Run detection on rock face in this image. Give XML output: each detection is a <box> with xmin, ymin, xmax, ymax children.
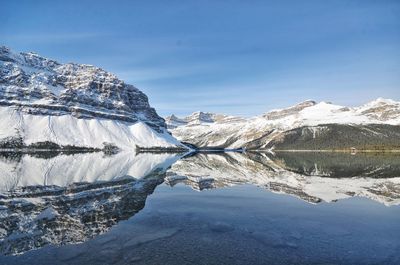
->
<box><xmin>0</xmin><ymin>46</ymin><xmax>186</xmax><ymax>150</ymax></box>
<box><xmin>0</xmin><ymin>46</ymin><xmax>163</xmax><ymax>126</ymax></box>
<box><xmin>166</xmin><ymin>99</ymin><xmax>400</xmax><ymax>149</ymax></box>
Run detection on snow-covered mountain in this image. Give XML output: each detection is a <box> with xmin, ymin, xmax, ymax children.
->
<box><xmin>165</xmin><ymin>111</ymin><xmax>244</xmax><ymax>129</ymax></box>
<box><xmin>0</xmin><ymin>46</ymin><xmax>186</xmax><ymax>150</ymax></box>
<box><xmin>167</xmin><ymin>98</ymin><xmax>400</xmax><ymax>149</ymax></box>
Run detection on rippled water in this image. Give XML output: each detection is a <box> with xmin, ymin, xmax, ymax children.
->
<box><xmin>0</xmin><ymin>151</ymin><xmax>399</xmax><ymax>265</ymax></box>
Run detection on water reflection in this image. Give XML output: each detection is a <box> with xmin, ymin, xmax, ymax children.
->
<box><xmin>0</xmin><ymin>152</ymin><xmax>181</xmax><ymax>255</ymax></box>
<box><xmin>0</xmin><ymin>151</ymin><xmax>399</xmax><ymax>258</ymax></box>
<box><xmin>269</xmin><ymin>152</ymin><xmax>400</xmax><ymax>178</ymax></box>
<box><xmin>166</xmin><ymin>152</ymin><xmax>400</xmax><ymax>205</ymax></box>
<box><xmin>0</xmin><ymin>152</ymin><xmax>181</xmax><ymax>191</ymax></box>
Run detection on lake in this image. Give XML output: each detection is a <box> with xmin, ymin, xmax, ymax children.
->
<box><xmin>0</xmin><ymin>151</ymin><xmax>399</xmax><ymax>265</ymax></box>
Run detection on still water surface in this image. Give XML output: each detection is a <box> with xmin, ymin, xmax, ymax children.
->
<box><xmin>0</xmin><ymin>151</ymin><xmax>399</xmax><ymax>264</ymax></box>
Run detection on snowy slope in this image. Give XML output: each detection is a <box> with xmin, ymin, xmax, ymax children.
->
<box><xmin>0</xmin><ymin>107</ymin><xmax>184</xmax><ymax>149</ymax></box>
<box><xmin>167</xmin><ymin>98</ymin><xmax>400</xmax><ymax>149</ymax></box>
<box><xmin>0</xmin><ymin>46</ymin><xmax>186</xmax><ymax>150</ymax></box>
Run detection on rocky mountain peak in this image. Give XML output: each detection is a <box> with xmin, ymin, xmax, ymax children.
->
<box><xmin>165</xmin><ymin>111</ymin><xmax>233</xmax><ymax>129</ymax></box>
<box><xmin>367</xmin><ymin>97</ymin><xmax>397</xmax><ymax>105</ymax></box>
<box><xmin>297</xmin><ymin>99</ymin><xmax>317</xmax><ymax>106</ymax></box>
<box><xmin>263</xmin><ymin>99</ymin><xmax>317</xmax><ymax>120</ymax></box>
<box><xmin>0</xmin><ymin>46</ymin><xmax>166</xmax><ymax>130</ymax></box>
<box><xmin>186</xmin><ymin>111</ymin><xmax>218</xmax><ymax>123</ymax></box>
<box><xmin>356</xmin><ymin>98</ymin><xmax>400</xmax><ymax>121</ymax></box>
<box><xmin>166</xmin><ymin>114</ymin><xmax>180</xmax><ymax>120</ymax></box>
<box><xmin>165</xmin><ymin>114</ymin><xmax>187</xmax><ymax>129</ymax></box>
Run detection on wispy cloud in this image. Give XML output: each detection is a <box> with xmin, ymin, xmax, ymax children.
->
<box><xmin>116</xmin><ymin>61</ymin><xmax>223</xmax><ymax>83</ymax></box>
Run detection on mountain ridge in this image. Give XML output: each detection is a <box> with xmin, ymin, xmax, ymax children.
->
<box><xmin>168</xmin><ymin>98</ymin><xmax>400</xmax><ymax>124</ymax></box>
<box><xmin>166</xmin><ymin>98</ymin><xmax>400</xmax><ymax>150</ymax></box>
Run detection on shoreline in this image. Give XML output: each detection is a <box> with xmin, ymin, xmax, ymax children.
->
<box><xmin>270</xmin><ymin>149</ymin><xmax>400</xmax><ymax>153</ymax></box>
<box><xmin>2</xmin><ymin>148</ymin><xmax>400</xmax><ymax>154</ymax></box>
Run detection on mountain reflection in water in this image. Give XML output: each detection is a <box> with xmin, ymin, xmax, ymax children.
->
<box><xmin>0</xmin><ymin>151</ymin><xmax>399</xmax><ymax>264</ymax></box>
<box><xmin>166</xmin><ymin>152</ymin><xmax>400</xmax><ymax>205</ymax></box>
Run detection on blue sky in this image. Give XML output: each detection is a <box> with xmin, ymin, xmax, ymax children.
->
<box><xmin>1</xmin><ymin>0</ymin><xmax>399</xmax><ymax>117</ymax></box>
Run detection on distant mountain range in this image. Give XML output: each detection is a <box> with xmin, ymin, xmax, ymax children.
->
<box><xmin>0</xmin><ymin>46</ymin><xmax>186</xmax><ymax>151</ymax></box>
<box><xmin>166</xmin><ymin>98</ymin><xmax>400</xmax><ymax>150</ymax></box>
